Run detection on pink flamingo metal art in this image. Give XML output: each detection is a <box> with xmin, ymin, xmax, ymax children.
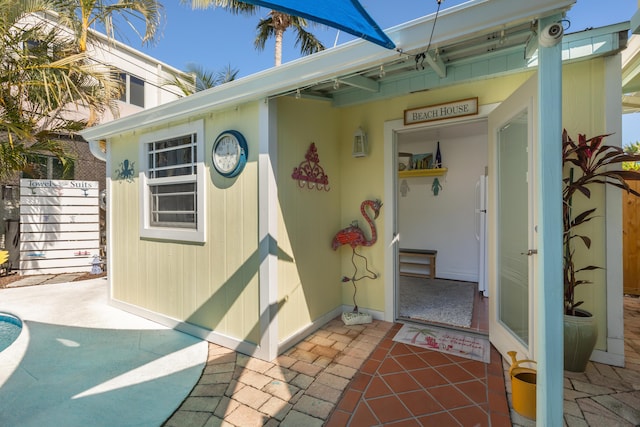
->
<box><xmin>332</xmin><ymin>199</ymin><xmax>382</xmax><ymax>313</ymax></box>
<box><xmin>332</xmin><ymin>199</ymin><xmax>382</xmax><ymax>250</ymax></box>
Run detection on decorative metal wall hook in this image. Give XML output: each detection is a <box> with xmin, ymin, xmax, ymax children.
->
<box><xmin>291</xmin><ymin>143</ymin><xmax>330</xmax><ymax>191</ymax></box>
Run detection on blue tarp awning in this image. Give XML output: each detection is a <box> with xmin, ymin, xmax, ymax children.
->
<box><xmin>241</xmin><ymin>0</ymin><xmax>395</xmax><ymax>49</ymax></box>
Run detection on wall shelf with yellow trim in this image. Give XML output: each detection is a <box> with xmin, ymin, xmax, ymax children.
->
<box><xmin>398</xmin><ymin>168</ymin><xmax>448</xmax><ymax>178</ymax></box>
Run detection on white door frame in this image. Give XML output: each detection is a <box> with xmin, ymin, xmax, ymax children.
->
<box><xmin>383</xmin><ymin>105</ymin><xmax>498</xmax><ymax>322</ymax></box>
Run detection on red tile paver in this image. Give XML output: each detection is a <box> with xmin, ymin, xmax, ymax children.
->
<box><xmin>166</xmin><ymin>318</ymin><xmax>509</xmax><ymax>427</ymax></box>
<box><xmin>368</xmin><ymin>395</ymin><xmax>412</xmax><ymax>423</ymax></box>
<box><xmin>161</xmin><ymin>295</ymin><xmax>640</xmax><ymax>427</ymax></box>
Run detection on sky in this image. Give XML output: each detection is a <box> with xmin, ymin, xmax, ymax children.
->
<box><xmin>120</xmin><ymin>0</ymin><xmax>640</xmax><ymax>144</ymax></box>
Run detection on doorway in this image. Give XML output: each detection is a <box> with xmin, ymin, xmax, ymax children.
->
<box><xmin>394</xmin><ymin>120</ymin><xmax>489</xmax><ymax>334</ymax></box>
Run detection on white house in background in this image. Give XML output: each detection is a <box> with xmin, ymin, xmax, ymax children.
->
<box><xmin>0</xmin><ymin>11</ymin><xmax>193</xmax><ymax>274</ymax></box>
<box><xmin>26</xmin><ymin>10</ymin><xmax>193</xmax><ymax>122</ymax></box>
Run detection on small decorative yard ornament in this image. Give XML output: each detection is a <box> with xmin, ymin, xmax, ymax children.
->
<box><xmin>332</xmin><ymin>199</ymin><xmax>382</xmax><ymax>325</ymax></box>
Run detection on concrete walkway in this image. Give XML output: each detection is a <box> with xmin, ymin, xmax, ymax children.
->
<box><xmin>0</xmin><ymin>278</ymin><xmax>208</xmax><ymax>427</ymax></box>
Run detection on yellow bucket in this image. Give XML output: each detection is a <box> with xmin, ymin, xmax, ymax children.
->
<box><xmin>508</xmin><ymin>351</ymin><xmax>537</xmax><ymax>420</ymax></box>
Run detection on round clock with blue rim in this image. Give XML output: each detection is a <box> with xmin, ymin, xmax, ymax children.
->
<box><xmin>212</xmin><ymin>130</ymin><xmax>248</xmax><ymax>178</ymax></box>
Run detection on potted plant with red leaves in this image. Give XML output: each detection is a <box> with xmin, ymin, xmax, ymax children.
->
<box><xmin>562</xmin><ymin>129</ymin><xmax>640</xmax><ymax>371</ymax></box>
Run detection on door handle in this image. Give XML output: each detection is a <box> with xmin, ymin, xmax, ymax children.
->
<box><xmin>520</xmin><ymin>249</ymin><xmax>537</xmax><ymax>256</ymax></box>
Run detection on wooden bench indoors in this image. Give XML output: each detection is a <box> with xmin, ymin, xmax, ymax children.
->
<box><xmin>399</xmin><ymin>248</ymin><xmax>437</xmax><ymax>279</ymax></box>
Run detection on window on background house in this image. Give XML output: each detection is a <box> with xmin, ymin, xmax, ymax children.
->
<box><xmin>118</xmin><ymin>72</ymin><xmax>145</xmax><ymax>108</ymax></box>
<box><xmin>139</xmin><ymin>120</ymin><xmax>205</xmax><ymax>242</ymax></box>
<box><xmin>24</xmin><ymin>37</ymin><xmax>63</xmax><ymax>61</ymax></box>
<box><xmin>22</xmin><ymin>155</ymin><xmax>74</xmax><ymax>180</ymax></box>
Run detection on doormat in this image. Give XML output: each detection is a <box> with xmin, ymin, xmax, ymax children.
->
<box><xmin>398</xmin><ymin>277</ymin><xmax>475</xmax><ymax>328</ymax></box>
<box><xmin>393</xmin><ymin>322</ymin><xmax>490</xmax><ymax>363</ymax></box>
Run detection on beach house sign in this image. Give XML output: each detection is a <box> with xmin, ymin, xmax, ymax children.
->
<box><xmin>404</xmin><ymin>97</ymin><xmax>478</xmax><ymax>125</ymax></box>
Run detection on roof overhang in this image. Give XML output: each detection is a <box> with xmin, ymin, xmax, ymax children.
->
<box><xmin>81</xmin><ymin>0</ymin><xmax>578</xmax><ymax>142</ymax></box>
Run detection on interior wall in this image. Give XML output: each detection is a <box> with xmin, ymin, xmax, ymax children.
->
<box><xmin>398</xmin><ymin>124</ymin><xmax>488</xmax><ymax>282</ymax></box>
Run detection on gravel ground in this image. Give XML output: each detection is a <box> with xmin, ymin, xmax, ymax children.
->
<box><xmin>0</xmin><ymin>271</ymin><xmax>107</xmax><ymax>288</ymax></box>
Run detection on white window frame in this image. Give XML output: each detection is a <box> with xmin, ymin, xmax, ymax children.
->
<box><xmin>119</xmin><ymin>72</ymin><xmax>145</xmax><ymax>107</ymax></box>
<box><xmin>139</xmin><ymin>120</ymin><xmax>206</xmax><ymax>243</ymax></box>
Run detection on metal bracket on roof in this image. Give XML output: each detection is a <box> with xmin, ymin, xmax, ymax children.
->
<box><xmin>423</xmin><ymin>51</ymin><xmax>447</xmax><ymax>78</ymax></box>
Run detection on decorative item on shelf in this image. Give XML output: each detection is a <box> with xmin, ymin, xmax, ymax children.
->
<box><xmin>352</xmin><ymin>127</ymin><xmax>368</xmax><ymax>158</ymax></box>
<box><xmin>398</xmin><ymin>152</ymin><xmax>412</xmax><ymax>171</ymax></box>
<box><xmin>291</xmin><ymin>142</ymin><xmax>330</xmax><ymax>191</ymax></box>
<box><xmin>432</xmin><ymin>178</ymin><xmax>442</xmax><ymax>196</ymax></box>
<box><xmin>332</xmin><ymin>199</ymin><xmax>383</xmax><ymax>325</ymax></box>
<box><xmin>435</xmin><ymin>141</ymin><xmax>442</xmax><ymax>168</ymax></box>
<box><xmin>411</xmin><ymin>153</ymin><xmax>433</xmax><ymax>170</ymax></box>
<box><xmin>400</xmin><ymin>179</ymin><xmax>409</xmax><ymax>197</ymax></box>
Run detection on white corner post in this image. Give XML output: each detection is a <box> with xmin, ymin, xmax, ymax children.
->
<box><xmin>536</xmin><ymin>14</ymin><xmax>564</xmax><ymax>425</ymax></box>
<box><xmin>257</xmin><ymin>98</ymin><xmax>279</xmax><ymax>361</ymax></box>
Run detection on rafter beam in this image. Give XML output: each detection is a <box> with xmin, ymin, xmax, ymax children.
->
<box><xmin>423</xmin><ymin>52</ymin><xmax>447</xmax><ymax>78</ymax></box>
<box><xmin>337</xmin><ymin>75</ymin><xmax>379</xmax><ymax>92</ymax></box>
<box><xmin>622</xmin><ymin>94</ymin><xmax>640</xmax><ymax>108</ymax></box>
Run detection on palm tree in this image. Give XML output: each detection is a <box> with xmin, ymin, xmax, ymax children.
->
<box><xmin>188</xmin><ymin>0</ymin><xmax>324</xmax><ymax>66</ymax></box>
<box><xmin>255</xmin><ymin>11</ymin><xmax>324</xmax><ymax>66</ymax></box>
<box><xmin>165</xmin><ymin>63</ymin><xmax>240</xmax><ymax>96</ymax></box>
<box><xmin>0</xmin><ymin>0</ymin><xmax>119</xmax><ymax>179</ymax></box>
<box><xmin>51</xmin><ymin>0</ymin><xmax>163</xmax><ymax>52</ymax></box>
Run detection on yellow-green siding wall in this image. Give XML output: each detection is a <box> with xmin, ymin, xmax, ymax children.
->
<box><xmin>562</xmin><ymin>58</ymin><xmax>610</xmax><ymax>349</ymax></box>
<box><xmin>110</xmin><ymin>104</ymin><xmax>260</xmax><ymax>344</ymax></box>
<box><xmin>275</xmin><ymin>98</ymin><xmax>342</xmax><ymax>341</ymax></box>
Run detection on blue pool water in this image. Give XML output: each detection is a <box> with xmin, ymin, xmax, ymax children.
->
<box><xmin>0</xmin><ymin>313</ymin><xmax>22</xmax><ymax>352</ymax></box>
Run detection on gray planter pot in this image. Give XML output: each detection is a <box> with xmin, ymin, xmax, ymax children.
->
<box><xmin>564</xmin><ymin>309</ymin><xmax>598</xmax><ymax>372</ymax></box>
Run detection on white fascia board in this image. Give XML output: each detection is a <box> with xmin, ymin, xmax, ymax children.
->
<box><xmin>79</xmin><ymin>0</ymin><xmax>575</xmax><ymax>142</ymax></box>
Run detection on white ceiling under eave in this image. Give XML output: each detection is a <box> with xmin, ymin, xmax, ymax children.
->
<box><xmin>623</xmin><ymin>33</ymin><xmax>640</xmax><ymax>113</ymax></box>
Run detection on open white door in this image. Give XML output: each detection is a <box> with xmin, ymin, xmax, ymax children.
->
<box><xmin>488</xmin><ymin>75</ymin><xmax>538</xmax><ymax>360</ymax></box>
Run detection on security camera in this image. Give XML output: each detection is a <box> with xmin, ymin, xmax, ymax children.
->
<box><xmin>539</xmin><ymin>22</ymin><xmax>564</xmax><ymax>48</ymax></box>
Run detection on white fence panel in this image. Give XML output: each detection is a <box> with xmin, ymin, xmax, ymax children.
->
<box><xmin>20</xmin><ymin>205</ymin><xmax>98</xmax><ymax>215</ymax></box>
<box><xmin>20</xmin><ymin>231</ymin><xmax>100</xmax><ymax>242</ymax></box>
<box><xmin>20</xmin><ymin>195</ymin><xmax>99</xmax><ymax>206</ymax></box>
<box><xmin>19</xmin><ymin>179</ymin><xmax>101</xmax><ymax>275</ymax></box>
<box><xmin>17</xmin><ymin>214</ymin><xmax>100</xmax><ymax>224</ymax></box>
<box><xmin>22</xmin><ymin>249</ymin><xmax>100</xmax><ymax>259</ymax></box>
<box><xmin>21</xmin><ymin>223</ymin><xmax>98</xmax><ymax>233</ymax></box>
<box><xmin>21</xmin><ymin>240</ymin><xmax>100</xmax><ymax>251</ymax></box>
